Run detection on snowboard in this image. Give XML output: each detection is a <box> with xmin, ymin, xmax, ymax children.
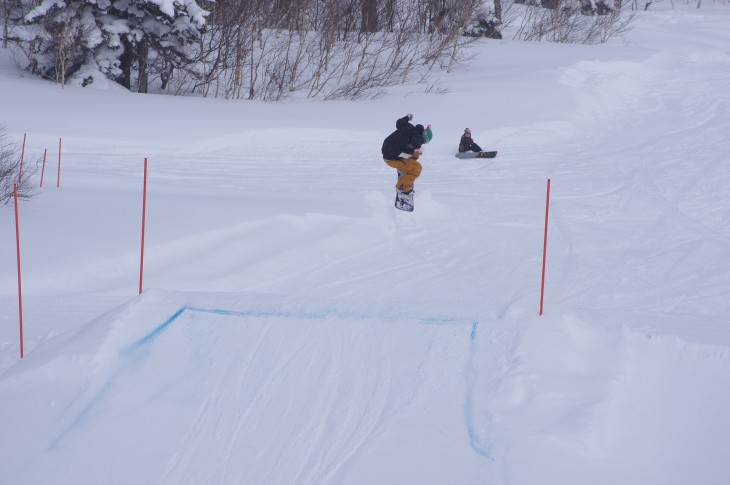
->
<box><xmin>455</xmin><ymin>151</ymin><xmax>498</xmax><ymax>159</ymax></box>
<box><xmin>395</xmin><ymin>171</ymin><xmax>414</xmax><ymax>212</ymax></box>
<box><xmin>476</xmin><ymin>151</ymin><xmax>497</xmax><ymax>158</ymax></box>
<box><xmin>395</xmin><ymin>189</ymin><xmax>414</xmax><ymax>212</ymax></box>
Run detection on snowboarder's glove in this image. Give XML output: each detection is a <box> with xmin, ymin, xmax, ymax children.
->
<box><xmin>412</xmin><ymin>148</ymin><xmax>421</xmax><ymax>158</ymax></box>
<box><xmin>407</xmin><ymin>113</ymin><xmax>413</xmax><ymax>121</ymax></box>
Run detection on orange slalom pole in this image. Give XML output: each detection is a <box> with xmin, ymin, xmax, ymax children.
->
<box><xmin>14</xmin><ymin>184</ymin><xmax>24</xmax><ymax>358</ymax></box>
<box><xmin>539</xmin><ymin>178</ymin><xmax>551</xmax><ymax>316</ymax></box>
<box><xmin>57</xmin><ymin>137</ymin><xmax>62</xmax><ymax>188</ymax></box>
<box><xmin>18</xmin><ymin>133</ymin><xmax>26</xmax><ymax>182</ymax></box>
<box><xmin>40</xmin><ymin>148</ymin><xmax>47</xmax><ymax>187</ymax></box>
<box><xmin>139</xmin><ymin>158</ymin><xmax>148</xmax><ymax>294</ymax></box>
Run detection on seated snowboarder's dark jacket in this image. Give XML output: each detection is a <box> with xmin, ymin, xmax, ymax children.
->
<box><xmin>382</xmin><ymin>115</ymin><xmax>425</xmax><ymax>160</ymax></box>
<box><xmin>459</xmin><ymin>135</ymin><xmax>482</xmax><ymax>153</ymax></box>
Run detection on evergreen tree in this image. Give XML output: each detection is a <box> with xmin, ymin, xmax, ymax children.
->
<box><xmin>19</xmin><ymin>0</ymin><xmax>207</xmax><ymax>90</ymax></box>
<box><xmin>21</xmin><ymin>0</ymin><xmax>101</xmax><ymax>84</ymax></box>
<box><xmin>102</xmin><ymin>0</ymin><xmax>208</xmax><ymax>92</ymax></box>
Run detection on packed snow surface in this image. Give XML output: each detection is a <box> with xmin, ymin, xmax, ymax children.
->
<box><xmin>1</xmin><ymin>4</ymin><xmax>729</xmax><ymax>484</ymax></box>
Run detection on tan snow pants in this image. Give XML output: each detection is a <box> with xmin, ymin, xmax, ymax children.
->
<box><xmin>384</xmin><ymin>155</ymin><xmax>422</xmax><ymax>193</ymax></box>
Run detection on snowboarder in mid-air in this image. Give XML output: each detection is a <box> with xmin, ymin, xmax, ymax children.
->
<box><xmin>381</xmin><ymin>114</ymin><xmax>432</xmax><ymax>211</ymax></box>
<box><xmin>382</xmin><ymin>114</ymin><xmax>427</xmax><ymax>194</ymax></box>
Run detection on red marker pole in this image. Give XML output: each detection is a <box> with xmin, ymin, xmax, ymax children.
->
<box><xmin>57</xmin><ymin>137</ymin><xmax>62</xmax><ymax>188</ymax></box>
<box><xmin>139</xmin><ymin>158</ymin><xmax>148</xmax><ymax>295</ymax></box>
<box><xmin>14</xmin><ymin>184</ymin><xmax>24</xmax><ymax>359</ymax></box>
<box><xmin>18</xmin><ymin>133</ymin><xmax>26</xmax><ymax>182</ymax></box>
<box><xmin>539</xmin><ymin>179</ymin><xmax>551</xmax><ymax>316</ymax></box>
<box><xmin>40</xmin><ymin>148</ymin><xmax>47</xmax><ymax>187</ymax></box>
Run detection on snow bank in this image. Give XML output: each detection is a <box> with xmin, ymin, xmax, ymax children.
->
<box><xmin>474</xmin><ymin>314</ymin><xmax>730</xmax><ymax>485</ymax></box>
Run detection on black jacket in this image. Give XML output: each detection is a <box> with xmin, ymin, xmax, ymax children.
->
<box><xmin>459</xmin><ymin>135</ymin><xmax>482</xmax><ymax>153</ymax></box>
<box><xmin>382</xmin><ymin>115</ymin><xmax>424</xmax><ymax>160</ymax></box>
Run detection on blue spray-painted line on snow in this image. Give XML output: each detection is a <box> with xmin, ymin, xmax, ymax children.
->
<box><xmin>136</xmin><ymin>304</ymin><xmax>496</xmax><ymax>459</ymax></box>
<box><xmin>134</xmin><ymin>304</ymin><xmax>470</xmax><ymax>347</ymax></box>
<box><xmin>50</xmin><ymin>366</ymin><xmax>125</xmax><ymax>450</ymax></box>
<box><xmin>54</xmin><ymin>304</ymin><xmax>494</xmax><ymax>463</ymax></box>
<box><xmin>465</xmin><ymin>320</ymin><xmax>495</xmax><ymax>459</ymax></box>
<box><xmin>49</xmin><ymin>305</ymin><xmax>347</xmax><ymax>450</ymax></box>
<box><xmin>138</xmin><ymin>305</ymin><xmax>496</xmax><ymax>459</ymax></box>
<box><xmin>135</xmin><ymin>306</ymin><xmax>187</xmax><ymax>346</ymax></box>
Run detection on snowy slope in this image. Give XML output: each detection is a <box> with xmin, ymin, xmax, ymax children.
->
<box><xmin>1</xmin><ymin>4</ymin><xmax>730</xmax><ymax>484</ymax></box>
<box><xmin>1</xmin><ymin>292</ymin><xmax>490</xmax><ymax>484</ymax></box>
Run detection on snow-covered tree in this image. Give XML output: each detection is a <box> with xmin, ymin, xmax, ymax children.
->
<box><xmin>99</xmin><ymin>0</ymin><xmax>208</xmax><ymax>92</ymax></box>
<box><xmin>21</xmin><ymin>0</ymin><xmax>100</xmax><ymax>85</ymax></box>
<box><xmin>17</xmin><ymin>0</ymin><xmax>207</xmax><ymax>91</ymax></box>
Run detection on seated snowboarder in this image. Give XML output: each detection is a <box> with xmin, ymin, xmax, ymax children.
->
<box><xmin>381</xmin><ymin>114</ymin><xmax>429</xmax><ymax>194</ymax></box>
<box><xmin>458</xmin><ymin>128</ymin><xmax>482</xmax><ymax>153</ymax></box>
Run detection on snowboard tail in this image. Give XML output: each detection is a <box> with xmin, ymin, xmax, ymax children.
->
<box><xmin>477</xmin><ymin>151</ymin><xmax>498</xmax><ymax>158</ymax></box>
